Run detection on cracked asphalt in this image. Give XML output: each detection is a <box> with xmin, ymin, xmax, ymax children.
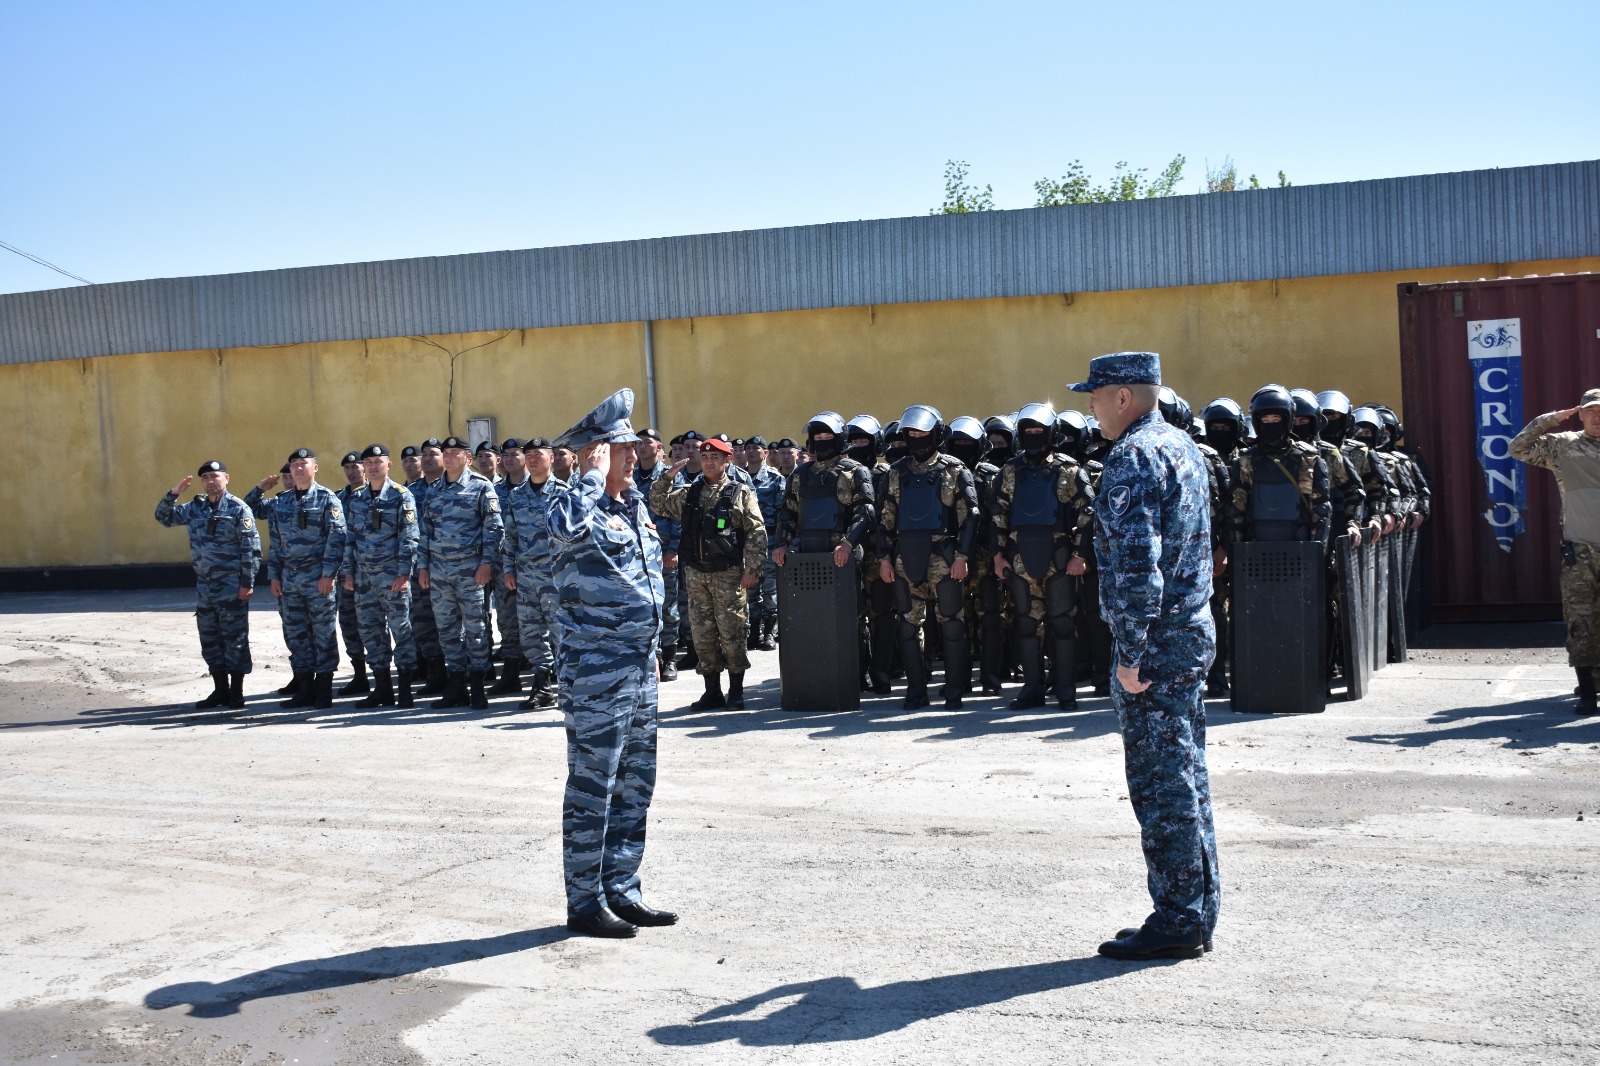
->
<box><xmin>1</xmin><ymin>589</ymin><xmax>1596</xmax><ymax>1064</ymax></box>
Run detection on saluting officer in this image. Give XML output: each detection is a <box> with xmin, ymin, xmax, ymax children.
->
<box><xmin>341</xmin><ymin>444</ymin><xmax>419</xmax><ymax>709</ymax></box>
<box><xmin>156</xmin><ymin>460</ymin><xmax>261</xmax><ymax>710</ymax></box>
<box><xmin>245</xmin><ymin>449</ymin><xmax>348</xmax><ymax>710</ymax></box>
<box><xmin>417</xmin><ymin>435</ymin><xmax>504</xmax><ymax>711</ymax></box>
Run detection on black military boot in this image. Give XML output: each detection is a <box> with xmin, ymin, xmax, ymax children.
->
<box><xmin>357</xmin><ymin>668</ymin><xmax>394</xmax><ymax>709</ymax></box>
<box><xmin>690</xmin><ymin>671</ymin><xmax>726</xmax><ymax>711</ymax></box>
<box><xmin>1009</xmin><ymin>633</ymin><xmax>1047</xmax><ymax>710</ymax></box>
<box><xmin>468</xmin><ymin>669</ymin><xmax>489</xmax><ymax>710</ymax></box>
<box><xmin>900</xmin><ymin>631</ymin><xmax>929</xmax><ymax>711</ymax></box>
<box><xmin>417</xmin><ymin>657</ymin><xmax>445</xmax><ymax>695</ymax></box>
<box><xmin>1052</xmin><ymin>636</ymin><xmax>1079</xmax><ymax>710</ymax></box>
<box><xmin>281</xmin><ymin>672</ymin><xmax>314</xmax><ymax>709</ymax></box>
<box><xmin>488</xmin><ymin>659</ymin><xmax>522</xmax><ymax>696</ymax></box>
<box><xmin>196</xmin><ymin>669</ymin><xmax>229</xmax><ymax>709</ymax></box>
<box><xmin>757</xmin><ymin>617</ymin><xmax>777</xmax><ymax>651</ymax></box>
<box><xmin>941</xmin><ymin>629</ymin><xmax>968</xmax><ymax>711</ymax></box>
<box><xmin>1577</xmin><ymin>668</ymin><xmax>1597</xmax><ymax>715</ymax></box>
<box><xmin>396</xmin><ymin>667</ymin><xmax>415</xmax><ymax>709</ymax></box>
<box><xmin>312</xmin><ymin>671</ymin><xmax>335</xmax><ymax>709</ymax></box>
<box><xmin>659</xmin><ymin>645</ymin><xmax>678</xmax><ymax>681</ymax></box>
<box><xmin>278</xmin><ymin>672</ymin><xmax>302</xmax><ymax>697</ymax></box>
<box><xmin>337</xmin><ymin>658</ymin><xmax>369</xmax><ymax>697</ymax></box>
<box><xmin>227</xmin><ymin>673</ymin><xmax>246</xmax><ymax>710</ymax></box>
<box><xmin>726</xmin><ymin>671</ymin><xmax>746</xmax><ymax>711</ymax></box>
<box><xmin>434</xmin><ymin>671</ymin><xmax>467</xmax><ymax>710</ymax></box>
<box><xmin>679</xmin><ymin>644</ymin><xmax>700</xmax><ymax>672</ymax></box>
<box><xmin>746</xmin><ymin>622</ymin><xmax>760</xmax><ymax>651</ymax></box>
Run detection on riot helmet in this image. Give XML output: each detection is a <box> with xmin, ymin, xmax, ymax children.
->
<box><xmin>1015</xmin><ymin>402</ymin><xmax>1057</xmax><ymax>457</ymax></box>
<box><xmin>983</xmin><ymin>415</ymin><xmax>1016</xmax><ymax>466</ymax></box>
<box><xmin>1375</xmin><ymin>406</ymin><xmax>1404</xmax><ymax>446</ymax></box>
<box><xmin>882</xmin><ymin>419</ymin><xmax>907</xmax><ymax>464</ymax></box>
<box><xmin>845</xmin><ymin>414</ymin><xmax>883</xmax><ymax>465</ymax></box>
<box><xmin>946</xmin><ymin>415</ymin><xmax>989</xmax><ymax>469</ymax></box>
<box><xmin>1190</xmin><ymin>416</ymin><xmax>1205</xmax><ymax>441</ymax></box>
<box><xmin>899</xmin><ymin>404</ymin><xmax>946</xmax><ymax>462</ymax></box>
<box><xmin>1288</xmin><ymin>388</ymin><xmax>1325</xmax><ymax>444</ymax></box>
<box><xmin>1350</xmin><ymin>406</ymin><xmax>1384</xmax><ymax>448</ymax></box>
<box><xmin>1317</xmin><ymin>389</ymin><xmax>1353</xmax><ymax>445</ymax></box>
<box><xmin>1249</xmin><ymin>385</ymin><xmax>1295</xmax><ymax>449</ymax></box>
<box><xmin>1084</xmin><ymin>416</ymin><xmax>1108</xmax><ymax>461</ymax></box>
<box><xmin>1056</xmin><ymin>409</ymin><xmax>1090</xmax><ymax>462</ymax></box>
<box><xmin>1200</xmin><ymin>398</ymin><xmax>1245</xmax><ymax>455</ymax></box>
<box><xmin>1157</xmin><ymin>387</ymin><xmax>1192</xmax><ymax>429</ymax></box>
<box><xmin>805</xmin><ymin>411</ymin><xmax>847</xmax><ymax>461</ymax></box>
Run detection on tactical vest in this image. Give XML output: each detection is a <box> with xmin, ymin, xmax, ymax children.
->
<box><xmin>681</xmin><ymin>478</ymin><xmax>744</xmax><ymax>572</ymax></box>
<box><xmin>796</xmin><ymin>464</ymin><xmax>846</xmax><ymax>552</ymax></box>
<box><xmin>896</xmin><ymin>465</ymin><xmax>946</xmax><ymax>583</ymax></box>
<box><xmin>1247</xmin><ymin>450</ymin><xmax>1308</xmax><ymax>542</ymax></box>
<box><xmin>1010</xmin><ymin>461</ymin><xmax>1061</xmax><ymax>578</ymax></box>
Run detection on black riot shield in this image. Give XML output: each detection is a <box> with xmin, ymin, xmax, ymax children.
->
<box><xmin>779</xmin><ymin>552</ymin><xmax>860</xmax><ymax>712</ymax></box>
<box><xmin>1335</xmin><ymin>535</ymin><xmax>1371</xmax><ymax>701</ymax></box>
<box><xmin>1231</xmin><ymin>541</ymin><xmax>1327</xmax><ymax>714</ymax></box>
<box><xmin>1387</xmin><ymin>533</ymin><xmax>1408</xmax><ymax>663</ymax></box>
<box><xmin>1372</xmin><ymin>536</ymin><xmax>1390</xmax><ymax>674</ymax></box>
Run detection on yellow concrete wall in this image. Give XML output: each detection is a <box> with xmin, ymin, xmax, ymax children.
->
<box><xmin>2</xmin><ymin>255</ymin><xmax>1597</xmax><ymax>569</ymax></box>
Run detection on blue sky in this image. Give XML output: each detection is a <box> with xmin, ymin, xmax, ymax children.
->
<box><xmin>2</xmin><ymin>0</ymin><xmax>1595</xmax><ymax>294</ymax></box>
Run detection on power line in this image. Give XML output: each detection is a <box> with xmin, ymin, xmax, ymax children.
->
<box><xmin>0</xmin><ymin>239</ymin><xmax>92</xmax><ymax>286</ymax></box>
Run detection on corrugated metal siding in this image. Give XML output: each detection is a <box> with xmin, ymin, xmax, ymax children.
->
<box><xmin>4</xmin><ymin>160</ymin><xmax>1598</xmax><ymax>366</ymax></box>
<box><xmin>1398</xmin><ymin>274</ymin><xmax>1600</xmax><ymax>622</ymax></box>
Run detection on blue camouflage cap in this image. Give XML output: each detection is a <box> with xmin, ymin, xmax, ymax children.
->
<box><xmin>1067</xmin><ymin>351</ymin><xmax>1162</xmax><ymax>393</ymax></box>
<box><xmin>553</xmin><ymin>388</ymin><xmax>641</xmax><ymax>450</ymax></box>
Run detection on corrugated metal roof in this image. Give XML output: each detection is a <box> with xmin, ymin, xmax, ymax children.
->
<box><xmin>4</xmin><ymin>160</ymin><xmax>1597</xmax><ymax>365</ymax></box>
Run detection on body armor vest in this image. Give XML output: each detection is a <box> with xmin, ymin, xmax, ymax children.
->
<box><xmin>1011</xmin><ymin>461</ymin><xmax>1060</xmax><ymax>578</ymax></box>
<box><xmin>681</xmin><ymin>479</ymin><xmax>743</xmax><ymax>572</ymax></box>
<box><xmin>797</xmin><ymin>464</ymin><xmax>845</xmax><ymax>552</ymax></box>
<box><xmin>896</xmin><ymin>466</ymin><xmax>945</xmax><ymax>583</ymax></box>
<box><xmin>1248</xmin><ymin>450</ymin><xmax>1307</xmax><ymax>542</ymax></box>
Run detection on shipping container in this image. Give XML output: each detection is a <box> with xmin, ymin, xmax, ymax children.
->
<box><xmin>1398</xmin><ymin>273</ymin><xmax>1600</xmax><ymax>622</ymax></box>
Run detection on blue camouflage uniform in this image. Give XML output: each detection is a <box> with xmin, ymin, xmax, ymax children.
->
<box><xmin>501</xmin><ymin>474</ymin><xmax>570</xmax><ymax>676</ymax></box>
<box><xmin>1074</xmin><ymin>353</ymin><xmax>1220</xmax><ymax>949</ymax></box>
<box><xmin>407</xmin><ymin>475</ymin><xmax>443</xmax><ymax>666</ymax></box>
<box><xmin>418</xmin><ymin>470</ymin><xmax>503</xmax><ymax>673</ymax></box>
<box><xmin>156</xmin><ymin>485</ymin><xmax>261</xmax><ymax>675</ymax></box>
<box><xmin>336</xmin><ymin>482</ymin><xmax>368</xmax><ymax>669</ymax></box>
<box><xmin>343</xmin><ymin>479</ymin><xmax>420</xmax><ymax>671</ymax></box>
<box><xmin>750</xmin><ymin>463</ymin><xmax>786</xmax><ymax>625</ymax></box>
<box><xmin>490</xmin><ymin>475</ymin><xmax>522</xmax><ymax>664</ymax></box>
<box><xmin>550</xmin><ymin>390</ymin><xmax>666</xmax><ymax>919</ymax></box>
<box><xmin>633</xmin><ymin>458</ymin><xmax>682</xmax><ymax>656</ymax></box>
<box><xmin>246</xmin><ymin>479</ymin><xmax>347</xmax><ymax>674</ymax></box>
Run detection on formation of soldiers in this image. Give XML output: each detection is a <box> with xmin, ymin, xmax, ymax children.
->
<box><xmin>156</xmin><ymin>386</ymin><xmax>1430</xmax><ymax>716</ymax></box>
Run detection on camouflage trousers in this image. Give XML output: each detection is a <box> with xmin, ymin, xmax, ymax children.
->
<box><xmin>1560</xmin><ymin>541</ymin><xmax>1600</xmax><ymax>668</ymax></box>
<box><xmin>1112</xmin><ymin>659</ymin><xmax>1220</xmax><ymax>940</ymax></box>
<box><xmin>684</xmin><ymin>567</ymin><xmax>750</xmax><ymax>675</ymax></box>
<box><xmin>428</xmin><ymin>564</ymin><xmax>491</xmax><ymax>673</ymax></box>
<box><xmin>195</xmin><ymin>575</ymin><xmax>252</xmax><ymax>674</ymax></box>
<box><xmin>559</xmin><ymin>644</ymin><xmax>658</xmax><ymax>916</ymax></box>
<box><xmin>1007</xmin><ymin>549</ymin><xmax>1076</xmax><ymax>628</ymax></box>
<box><xmin>279</xmin><ymin>566</ymin><xmax>339</xmax><ymax>674</ymax></box>
<box><xmin>490</xmin><ymin>562</ymin><xmax>520</xmax><ymax>663</ymax></box>
<box><xmin>659</xmin><ymin>564</ymin><xmax>681</xmax><ymax>651</ymax></box>
<box><xmin>894</xmin><ymin>550</ymin><xmax>967</xmax><ymax>698</ymax></box>
<box><xmin>353</xmin><ymin>568</ymin><xmax>415</xmax><ymax>671</ymax></box>
<box><xmin>409</xmin><ymin>568</ymin><xmax>442</xmax><ymax>661</ymax></box>
<box><xmin>512</xmin><ymin>560</ymin><xmax>561</xmax><ymax>674</ymax></box>
<box><xmin>337</xmin><ymin>577</ymin><xmax>365</xmax><ymax>664</ymax></box>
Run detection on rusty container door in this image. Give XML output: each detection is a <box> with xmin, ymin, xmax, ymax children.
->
<box><xmin>1398</xmin><ymin>274</ymin><xmax>1600</xmax><ymax>622</ymax></box>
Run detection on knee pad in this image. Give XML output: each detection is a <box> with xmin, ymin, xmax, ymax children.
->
<box><xmin>893</xmin><ymin>578</ymin><xmax>915</xmax><ymax>616</ymax></box>
<box><xmin>1045</xmin><ymin>575</ymin><xmax>1077</xmax><ymax>630</ymax></box>
<box><xmin>935</xmin><ymin>578</ymin><xmax>964</xmax><ymax>622</ymax></box>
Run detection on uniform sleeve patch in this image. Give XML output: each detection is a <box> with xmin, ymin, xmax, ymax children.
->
<box><xmin>242</xmin><ymin>515</ymin><xmax>255</xmax><ymax>531</ymax></box>
<box><xmin>1107</xmin><ymin>484</ymin><xmax>1132</xmax><ymax>516</ymax></box>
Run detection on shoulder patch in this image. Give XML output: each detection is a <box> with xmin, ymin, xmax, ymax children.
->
<box><xmin>242</xmin><ymin>515</ymin><xmax>255</xmax><ymax>531</ymax></box>
<box><xmin>487</xmin><ymin>498</ymin><xmax>501</xmax><ymax>513</ymax></box>
<box><xmin>1106</xmin><ymin>484</ymin><xmax>1132</xmax><ymax>517</ymax></box>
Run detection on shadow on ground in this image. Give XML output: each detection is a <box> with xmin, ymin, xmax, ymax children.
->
<box><xmin>649</xmin><ymin>956</ymin><xmax>1165</xmax><ymax>1046</ymax></box>
<box><xmin>144</xmin><ymin>926</ymin><xmax>569</xmax><ymax>1018</ymax></box>
<box><xmin>1348</xmin><ymin>697</ymin><xmax>1600</xmax><ymax>750</ymax></box>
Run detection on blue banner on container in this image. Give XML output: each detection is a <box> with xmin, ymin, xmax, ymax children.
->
<box><xmin>1467</xmin><ymin>318</ymin><xmax>1526</xmax><ymax>552</ymax></box>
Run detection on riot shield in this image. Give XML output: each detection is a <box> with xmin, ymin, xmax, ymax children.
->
<box><xmin>779</xmin><ymin>552</ymin><xmax>860</xmax><ymax>712</ymax></box>
<box><xmin>1372</xmin><ymin>536</ymin><xmax>1390</xmax><ymax>674</ymax></box>
<box><xmin>1230</xmin><ymin>541</ymin><xmax>1327</xmax><ymax>714</ymax></box>
<box><xmin>1387</xmin><ymin>533</ymin><xmax>1408</xmax><ymax>663</ymax></box>
<box><xmin>1360</xmin><ymin>537</ymin><xmax>1378</xmax><ymax>675</ymax></box>
<box><xmin>1335</xmin><ymin>535</ymin><xmax>1371</xmax><ymax>701</ymax></box>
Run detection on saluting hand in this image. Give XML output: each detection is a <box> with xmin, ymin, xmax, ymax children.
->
<box><xmin>668</xmin><ymin>458</ymin><xmax>691</xmax><ymax>477</ymax></box>
<box><xmin>257</xmin><ymin>473</ymin><xmax>281</xmax><ymax>492</ymax></box>
<box><xmin>580</xmin><ymin>442</ymin><xmax>610</xmax><ymax>478</ymax></box>
<box><xmin>171</xmin><ymin>475</ymin><xmax>194</xmax><ymax>496</ymax></box>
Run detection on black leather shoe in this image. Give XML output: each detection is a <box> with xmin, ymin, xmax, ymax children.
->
<box><xmin>1115</xmin><ymin>925</ymin><xmax>1212</xmax><ymax>952</ymax></box>
<box><xmin>1099</xmin><ymin>925</ymin><xmax>1207</xmax><ymax>960</ymax></box>
<box><xmin>610</xmin><ymin>900</ymin><xmax>678</xmax><ymax>927</ymax></box>
<box><xmin>903</xmin><ymin>689</ymin><xmax>930</xmax><ymax>711</ymax></box>
<box><xmin>566</xmin><ymin>908</ymin><xmax>637</xmax><ymax>938</ymax></box>
<box><xmin>943</xmin><ymin>694</ymin><xmax>962</xmax><ymax>710</ymax></box>
<box><xmin>1008</xmin><ymin>686</ymin><xmax>1046</xmax><ymax>710</ymax></box>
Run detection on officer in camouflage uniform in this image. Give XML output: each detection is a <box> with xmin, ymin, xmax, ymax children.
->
<box><xmin>341</xmin><ymin>444</ymin><xmax>419</xmax><ymax>709</ymax></box>
<box><xmin>946</xmin><ymin>417</ymin><xmax>1004</xmax><ymax>696</ymax></box>
<box><xmin>1353</xmin><ymin>408</ymin><xmax>1416</xmax><ymax>531</ymax></box>
<box><xmin>771</xmin><ymin>437</ymin><xmax>801</xmax><ymax>478</ymax></box>
<box><xmin>406</xmin><ymin>441</ymin><xmax>448</xmax><ymax>695</ymax></box>
<box><xmin>878</xmin><ymin>405</ymin><xmax>979</xmax><ymax>710</ymax></box>
<box><xmin>1319</xmin><ymin>391</ymin><xmax>1397</xmax><ymax>538</ymax></box>
<box><xmin>245</xmin><ymin>449</ymin><xmax>347</xmax><ymax>710</ymax></box>
<box><xmin>1228</xmin><ymin>387</ymin><xmax>1333</xmax><ymax>550</ymax></box>
<box><xmin>652</xmin><ymin>436</ymin><xmax>768</xmax><ymax>711</ymax></box>
<box><xmin>501</xmin><ymin>436</ymin><xmax>569</xmax><ymax>710</ymax></box>
<box><xmin>1511</xmin><ymin>391</ymin><xmax>1600</xmax><ymax>714</ymax></box>
<box><xmin>741</xmin><ymin>435</ymin><xmax>784</xmax><ymax>651</ymax></box>
<box><xmin>633</xmin><ymin>429</ymin><xmax>682</xmax><ymax>680</ymax></box>
<box><xmin>549</xmin><ymin>389</ymin><xmax>674</xmax><ymax>939</ymax></box>
<box><xmin>156</xmin><ymin>460</ymin><xmax>260</xmax><ymax>710</ymax></box>
<box><xmin>265</xmin><ymin>461</ymin><xmax>302</xmax><ymax>699</ymax></box>
<box><xmin>1059</xmin><ymin>410</ymin><xmax>1114</xmax><ymax>697</ymax></box>
<box><xmin>1377</xmin><ymin>407</ymin><xmax>1431</xmax><ymax>531</ymax></box>
<box><xmin>1072</xmin><ymin>352</ymin><xmax>1219</xmax><ymax>962</ymax></box>
<box><xmin>991</xmin><ymin>403</ymin><xmax>1096</xmax><ymax>711</ymax></box>
<box><xmin>1200</xmin><ymin>399</ymin><xmax>1248</xmax><ymax>697</ymax></box>
<box><xmin>771</xmin><ymin>413</ymin><xmax>875</xmax><ymax>577</ymax></box>
<box><xmin>846</xmin><ymin>415</ymin><xmax>896</xmax><ymax>694</ymax></box>
<box><xmin>1289</xmin><ymin>390</ymin><xmax>1365</xmax><ymax>545</ymax></box>
<box><xmin>487</xmin><ymin>438</ymin><xmax>530</xmax><ymax>697</ymax></box>
<box><xmin>417</xmin><ymin>435</ymin><xmax>503</xmax><ymax>711</ymax></box>
<box><xmin>334</xmin><ymin>451</ymin><xmax>371</xmax><ymax>698</ymax></box>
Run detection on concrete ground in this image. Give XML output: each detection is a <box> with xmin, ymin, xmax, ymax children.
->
<box><xmin>1</xmin><ymin>589</ymin><xmax>1597</xmax><ymax>1065</ymax></box>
